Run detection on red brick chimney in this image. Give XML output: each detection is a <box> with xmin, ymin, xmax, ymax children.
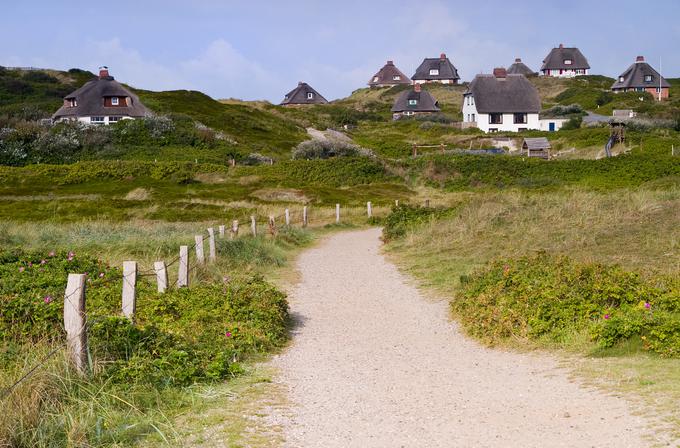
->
<box><xmin>414</xmin><ymin>83</ymin><xmax>422</xmax><ymax>92</ymax></box>
<box><xmin>99</xmin><ymin>66</ymin><xmax>110</xmax><ymax>79</ymax></box>
<box><xmin>298</xmin><ymin>81</ymin><xmax>304</xmax><ymax>86</ymax></box>
<box><xmin>387</xmin><ymin>60</ymin><xmax>394</xmax><ymax>65</ymax></box>
<box><xmin>636</xmin><ymin>55</ymin><xmax>645</xmax><ymax>62</ymax></box>
<box><xmin>440</xmin><ymin>53</ymin><xmax>447</xmax><ymax>60</ymax></box>
<box><xmin>515</xmin><ymin>58</ymin><xmax>522</xmax><ymax>63</ymax></box>
<box><xmin>559</xmin><ymin>43</ymin><xmax>564</xmax><ymax>49</ymax></box>
<box><xmin>493</xmin><ymin>67</ymin><xmax>507</xmax><ymax>79</ymax></box>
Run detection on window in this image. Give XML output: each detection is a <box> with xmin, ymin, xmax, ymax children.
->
<box><xmin>619</xmin><ymin>76</ymin><xmax>625</xmax><ymax>82</ymax></box>
<box><xmin>408</xmin><ymin>99</ymin><xmax>418</xmax><ymax>106</ymax></box>
<box><xmin>111</xmin><ymin>97</ymin><xmax>119</xmax><ymax>106</ymax></box>
<box><xmin>564</xmin><ymin>59</ymin><xmax>573</xmax><ymax>65</ymax></box>
<box><xmin>68</xmin><ymin>99</ymin><xmax>77</xmax><ymax>107</ymax></box>
<box><xmin>489</xmin><ymin>113</ymin><xmax>503</xmax><ymax>124</ymax></box>
<box><xmin>513</xmin><ymin>113</ymin><xmax>527</xmax><ymax>124</ymax></box>
<box><xmin>404</xmin><ymin>111</ymin><xmax>414</xmax><ymax>116</ymax></box>
<box><xmin>307</xmin><ymin>92</ymin><xmax>314</xmax><ymax>99</ymax></box>
<box><xmin>489</xmin><ymin>128</ymin><xmax>498</xmax><ymax>133</ymax></box>
<box><xmin>109</xmin><ymin>116</ymin><xmax>121</xmax><ymax>122</ymax></box>
<box><xmin>656</xmin><ymin>87</ymin><xmax>662</xmax><ymax>93</ymax></box>
<box><xmin>392</xmin><ymin>75</ymin><xmax>401</xmax><ymax>81</ymax></box>
<box><xmin>429</xmin><ymin>69</ymin><xmax>439</xmax><ymax>76</ymax></box>
<box><xmin>471</xmin><ymin>113</ymin><xmax>475</xmax><ymax>122</ymax></box>
<box><xmin>373</xmin><ymin>77</ymin><xmax>379</xmax><ymax>82</ymax></box>
<box><xmin>644</xmin><ymin>75</ymin><xmax>653</xmax><ymax>82</ymax></box>
<box><xmin>518</xmin><ymin>128</ymin><xmax>527</xmax><ymax>132</ymax></box>
<box><xmin>90</xmin><ymin>116</ymin><xmax>105</xmax><ymax>124</ymax></box>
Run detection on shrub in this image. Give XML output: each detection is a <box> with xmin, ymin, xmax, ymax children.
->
<box><xmin>542</xmin><ymin>104</ymin><xmax>584</xmax><ymax>117</ymax></box>
<box><xmin>560</xmin><ymin>116</ymin><xmax>583</xmax><ymax>130</ymax></box>
<box><xmin>381</xmin><ymin>204</ymin><xmax>451</xmax><ymax>241</ymax></box>
<box><xmin>291</xmin><ymin>138</ymin><xmax>374</xmax><ymax>160</ymax></box>
<box><xmin>22</xmin><ymin>71</ymin><xmax>59</xmax><ymax>84</ymax></box>
<box><xmin>454</xmin><ymin>254</ymin><xmax>680</xmax><ymax>356</ymax></box>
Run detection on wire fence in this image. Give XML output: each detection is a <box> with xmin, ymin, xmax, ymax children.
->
<box><xmin>0</xmin><ymin>201</ymin><xmax>406</xmax><ymax>400</ymax></box>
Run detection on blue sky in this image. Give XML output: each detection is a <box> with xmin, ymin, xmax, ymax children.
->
<box><xmin>2</xmin><ymin>0</ymin><xmax>679</xmax><ymax>102</ymax></box>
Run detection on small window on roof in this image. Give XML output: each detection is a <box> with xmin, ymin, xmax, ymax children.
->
<box><xmin>393</xmin><ymin>75</ymin><xmax>401</xmax><ymax>81</ymax></box>
<box><xmin>644</xmin><ymin>75</ymin><xmax>653</xmax><ymax>82</ymax></box>
<box><xmin>111</xmin><ymin>97</ymin><xmax>119</xmax><ymax>106</ymax></box>
<box><xmin>373</xmin><ymin>76</ymin><xmax>379</xmax><ymax>82</ymax></box>
<box><xmin>564</xmin><ymin>59</ymin><xmax>573</xmax><ymax>65</ymax></box>
<box><xmin>619</xmin><ymin>76</ymin><xmax>625</xmax><ymax>82</ymax></box>
<box><xmin>307</xmin><ymin>92</ymin><xmax>314</xmax><ymax>99</ymax></box>
<box><xmin>408</xmin><ymin>99</ymin><xmax>418</xmax><ymax>106</ymax></box>
<box><xmin>429</xmin><ymin>69</ymin><xmax>439</xmax><ymax>76</ymax></box>
<box><xmin>68</xmin><ymin>99</ymin><xmax>77</xmax><ymax>107</ymax></box>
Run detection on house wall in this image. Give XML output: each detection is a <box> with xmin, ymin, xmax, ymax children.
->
<box><xmin>472</xmin><ymin>112</ymin><xmax>540</xmax><ymax>133</ymax></box>
<box><xmin>538</xmin><ymin>118</ymin><xmax>569</xmax><ymax>131</ymax></box>
<box><xmin>413</xmin><ymin>79</ymin><xmax>456</xmax><ymax>85</ymax></box>
<box><xmin>612</xmin><ymin>87</ymin><xmax>669</xmax><ymax>100</ymax></box>
<box><xmin>540</xmin><ymin>68</ymin><xmax>589</xmax><ymax>78</ymax></box>
<box><xmin>56</xmin><ymin>116</ymin><xmax>135</xmax><ymax>125</ymax></box>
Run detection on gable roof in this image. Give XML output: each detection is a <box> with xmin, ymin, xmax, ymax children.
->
<box><xmin>540</xmin><ymin>45</ymin><xmax>590</xmax><ymax>71</ymax></box>
<box><xmin>411</xmin><ymin>53</ymin><xmax>460</xmax><ymax>81</ymax></box>
<box><xmin>280</xmin><ymin>82</ymin><xmax>328</xmax><ymax>105</ymax></box>
<box><xmin>465</xmin><ymin>73</ymin><xmax>541</xmax><ymax>114</ymax></box>
<box><xmin>391</xmin><ymin>86</ymin><xmax>440</xmax><ymax>113</ymax></box>
<box><xmin>52</xmin><ymin>70</ymin><xmax>149</xmax><ymax>120</ymax></box>
<box><xmin>611</xmin><ymin>56</ymin><xmax>670</xmax><ymax>90</ymax></box>
<box><xmin>368</xmin><ymin>60</ymin><xmax>411</xmax><ymax>87</ymax></box>
<box><xmin>507</xmin><ymin>58</ymin><xmax>536</xmax><ymax>76</ymax></box>
<box><xmin>523</xmin><ymin>137</ymin><xmax>551</xmax><ymax>150</ymax></box>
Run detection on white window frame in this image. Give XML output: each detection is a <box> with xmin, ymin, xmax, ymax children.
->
<box><xmin>644</xmin><ymin>75</ymin><xmax>653</xmax><ymax>82</ymax></box>
<box><xmin>111</xmin><ymin>97</ymin><xmax>119</xmax><ymax>106</ymax></box>
<box><xmin>109</xmin><ymin>116</ymin><xmax>121</xmax><ymax>122</ymax></box>
<box><xmin>404</xmin><ymin>111</ymin><xmax>415</xmax><ymax>116</ymax></box>
<box><xmin>619</xmin><ymin>76</ymin><xmax>625</xmax><ymax>82</ymax></box>
<box><xmin>408</xmin><ymin>99</ymin><xmax>418</xmax><ymax>106</ymax></box>
<box><xmin>373</xmin><ymin>76</ymin><xmax>379</xmax><ymax>83</ymax></box>
<box><xmin>307</xmin><ymin>92</ymin><xmax>314</xmax><ymax>99</ymax></box>
<box><xmin>429</xmin><ymin>69</ymin><xmax>439</xmax><ymax>76</ymax></box>
<box><xmin>90</xmin><ymin>116</ymin><xmax>105</xmax><ymax>124</ymax></box>
<box><xmin>489</xmin><ymin>113</ymin><xmax>503</xmax><ymax>125</ymax></box>
<box><xmin>564</xmin><ymin>59</ymin><xmax>573</xmax><ymax>65</ymax></box>
<box><xmin>68</xmin><ymin>99</ymin><xmax>77</xmax><ymax>107</ymax></box>
<box><xmin>392</xmin><ymin>75</ymin><xmax>401</xmax><ymax>81</ymax></box>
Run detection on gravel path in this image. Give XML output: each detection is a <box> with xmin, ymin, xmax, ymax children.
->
<box><xmin>271</xmin><ymin>228</ymin><xmax>650</xmax><ymax>447</ymax></box>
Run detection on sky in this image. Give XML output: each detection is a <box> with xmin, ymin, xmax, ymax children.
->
<box><xmin>2</xmin><ymin>0</ymin><xmax>679</xmax><ymax>102</ymax></box>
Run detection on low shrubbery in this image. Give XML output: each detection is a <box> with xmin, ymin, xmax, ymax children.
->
<box><xmin>291</xmin><ymin>138</ymin><xmax>374</xmax><ymax>160</ymax></box>
<box><xmin>381</xmin><ymin>204</ymin><xmax>454</xmax><ymax>241</ymax></box>
<box><xmin>454</xmin><ymin>254</ymin><xmax>680</xmax><ymax>356</ymax></box>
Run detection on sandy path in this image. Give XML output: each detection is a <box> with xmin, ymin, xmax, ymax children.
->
<box><xmin>270</xmin><ymin>228</ymin><xmax>650</xmax><ymax>447</ymax></box>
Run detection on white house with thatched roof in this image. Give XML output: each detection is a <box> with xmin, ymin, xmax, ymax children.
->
<box><xmin>52</xmin><ymin>67</ymin><xmax>149</xmax><ymax>124</ymax></box>
<box><xmin>411</xmin><ymin>53</ymin><xmax>460</xmax><ymax>84</ymax></box>
<box><xmin>462</xmin><ymin>68</ymin><xmax>541</xmax><ymax>133</ymax></box>
<box><xmin>540</xmin><ymin>44</ymin><xmax>590</xmax><ymax>77</ymax></box>
<box><xmin>280</xmin><ymin>82</ymin><xmax>328</xmax><ymax>106</ymax></box>
<box><xmin>368</xmin><ymin>60</ymin><xmax>411</xmax><ymax>88</ymax></box>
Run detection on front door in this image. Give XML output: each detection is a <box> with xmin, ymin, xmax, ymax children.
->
<box><xmin>549</xmin><ymin>122</ymin><xmax>556</xmax><ymax>132</ymax></box>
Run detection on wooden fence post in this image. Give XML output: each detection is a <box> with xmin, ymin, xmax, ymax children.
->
<box><xmin>395</xmin><ymin>199</ymin><xmax>399</xmax><ymax>207</ymax></box>
<box><xmin>269</xmin><ymin>215</ymin><xmax>276</xmax><ymax>236</ymax></box>
<box><xmin>250</xmin><ymin>215</ymin><xmax>257</xmax><ymax>237</ymax></box>
<box><xmin>64</xmin><ymin>273</ymin><xmax>88</xmax><ymax>375</ymax></box>
<box><xmin>303</xmin><ymin>206</ymin><xmax>308</xmax><ymax>228</ymax></box>
<box><xmin>231</xmin><ymin>220</ymin><xmax>239</xmax><ymax>239</ymax></box>
<box><xmin>122</xmin><ymin>261</ymin><xmax>137</xmax><ymax>320</ymax></box>
<box><xmin>336</xmin><ymin>204</ymin><xmax>340</xmax><ymax>223</ymax></box>
<box><xmin>367</xmin><ymin>201</ymin><xmax>372</xmax><ymax>218</ymax></box>
<box><xmin>195</xmin><ymin>235</ymin><xmax>205</xmax><ymax>264</ymax></box>
<box><xmin>154</xmin><ymin>261</ymin><xmax>168</xmax><ymax>293</ymax></box>
<box><xmin>412</xmin><ymin>144</ymin><xmax>417</xmax><ymax>157</ymax></box>
<box><xmin>218</xmin><ymin>225</ymin><xmax>225</xmax><ymax>238</ymax></box>
<box><xmin>207</xmin><ymin>227</ymin><xmax>216</xmax><ymax>262</ymax></box>
<box><xmin>425</xmin><ymin>199</ymin><xmax>430</xmax><ymax>208</ymax></box>
<box><xmin>177</xmin><ymin>245</ymin><xmax>189</xmax><ymax>287</ymax></box>
<box><xmin>285</xmin><ymin>209</ymin><xmax>290</xmax><ymax>226</ymax></box>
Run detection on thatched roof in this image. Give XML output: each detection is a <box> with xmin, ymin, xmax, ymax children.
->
<box><xmin>540</xmin><ymin>45</ymin><xmax>590</xmax><ymax>70</ymax></box>
<box><xmin>391</xmin><ymin>85</ymin><xmax>440</xmax><ymax>112</ymax></box>
<box><xmin>280</xmin><ymin>82</ymin><xmax>328</xmax><ymax>105</ymax></box>
<box><xmin>611</xmin><ymin>56</ymin><xmax>670</xmax><ymax>90</ymax></box>
<box><xmin>368</xmin><ymin>61</ymin><xmax>411</xmax><ymax>87</ymax></box>
<box><xmin>466</xmin><ymin>73</ymin><xmax>540</xmax><ymax>113</ymax></box>
<box><xmin>507</xmin><ymin>58</ymin><xmax>536</xmax><ymax>76</ymax></box>
<box><xmin>411</xmin><ymin>53</ymin><xmax>460</xmax><ymax>81</ymax></box>
<box><xmin>52</xmin><ymin>68</ymin><xmax>149</xmax><ymax>120</ymax></box>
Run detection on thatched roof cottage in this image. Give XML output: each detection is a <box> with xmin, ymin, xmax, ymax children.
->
<box><xmin>391</xmin><ymin>83</ymin><xmax>440</xmax><ymax>119</ymax></box>
<box><xmin>507</xmin><ymin>58</ymin><xmax>536</xmax><ymax>76</ymax></box>
<box><xmin>280</xmin><ymin>82</ymin><xmax>328</xmax><ymax>106</ymax></box>
<box><xmin>52</xmin><ymin>67</ymin><xmax>149</xmax><ymax>125</ymax></box>
<box><xmin>368</xmin><ymin>60</ymin><xmax>411</xmax><ymax>88</ymax></box>
<box><xmin>411</xmin><ymin>53</ymin><xmax>460</xmax><ymax>84</ymax></box>
<box><xmin>611</xmin><ymin>56</ymin><xmax>670</xmax><ymax>101</ymax></box>
<box><xmin>540</xmin><ymin>44</ymin><xmax>590</xmax><ymax>77</ymax></box>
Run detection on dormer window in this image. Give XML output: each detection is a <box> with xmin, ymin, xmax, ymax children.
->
<box><xmin>67</xmin><ymin>99</ymin><xmax>77</xmax><ymax>107</ymax></box>
<box><xmin>307</xmin><ymin>92</ymin><xmax>314</xmax><ymax>99</ymax></box>
<box><xmin>644</xmin><ymin>75</ymin><xmax>653</xmax><ymax>82</ymax></box>
<box><xmin>111</xmin><ymin>97</ymin><xmax>119</xmax><ymax>106</ymax></box>
<box><xmin>393</xmin><ymin>75</ymin><xmax>401</xmax><ymax>81</ymax></box>
<box><xmin>564</xmin><ymin>59</ymin><xmax>573</xmax><ymax>65</ymax></box>
<box><xmin>619</xmin><ymin>76</ymin><xmax>625</xmax><ymax>82</ymax></box>
<box><xmin>408</xmin><ymin>99</ymin><xmax>418</xmax><ymax>106</ymax></box>
<box><xmin>429</xmin><ymin>69</ymin><xmax>439</xmax><ymax>76</ymax></box>
<box><xmin>373</xmin><ymin>77</ymin><xmax>379</xmax><ymax>82</ymax></box>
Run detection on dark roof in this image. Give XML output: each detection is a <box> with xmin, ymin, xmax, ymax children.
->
<box><xmin>507</xmin><ymin>58</ymin><xmax>536</xmax><ymax>76</ymax></box>
<box><xmin>368</xmin><ymin>61</ymin><xmax>411</xmax><ymax>87</ymax></box>
<box><xmin>280</xmin><ymin>82</ymin><xmax>328</xmax><ymax>105</ymax></box>
<box><xmin>465</xmin><ymin>74</ymin><xmax>541</xmax><ymax>114</ymax></box>
<box><xmin>540</xmin><ymin>45</ymin><xmax>590</xmax><ymax>70</ymax></box>
<box><xmin>52</xmin><ymin>72</ymin><xmax>149</xmax><ymax>120</ymax></box>
<box><xmin>391</xmin><ymin>87</ymin><xmax>440</xmax><ymax>113</ymax></box>
<box><xmin>411</xmin><ymin>54</ymin><xmax>460</xmax><ymax>81</ymax></box>
<box><xmin>611</xmin><ymin>57</ymin><xmax>670</xmax><ymax>90</ymax></box>
<box><xmin>523</xmin><ymin>137</ymin><xmax>551</xmax><ymax>150</ymax></box>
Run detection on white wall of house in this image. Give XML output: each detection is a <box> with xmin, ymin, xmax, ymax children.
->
<box><xmin>539</xmin><ymin>118</ymin><xmax>569</xmax><ymax>132</ymax></box>
<box><xmin>56</xmin><ymin>116</ymin><xmax>135</xmax><ymax>125</ymax></box>
<box><xmin>413</xmin><ymin>79</ymin><xmax>454</xmax><ymax>85</ymax></box>
<box><xmin>540</xmin><ymin>68</ymin><xmax>589</xmax><ymax>78</ymax></box>
<box><xmin>462</xmin><ymin>94</ymin><xmax>540</xmax><ymax>132</ymax></box>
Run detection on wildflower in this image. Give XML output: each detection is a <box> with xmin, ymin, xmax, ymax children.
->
<box><xmin>18</xmin><ymin>266</ymin><xmax>25</xmax><ymax>272</ymax></box>
<box><xmin>225</xmin><ymin>331</ymin><xmax>232</xmax><ymax>338</ymax></box>
<box><xmin>604</xmin><ymin>314</ymin><xmax>611</xmax><ymax>320</ymax></box>
<box><xmin>222</xmin><ymin>276</ymin><xmax>230</xmax><ymax>283</ymax></box>
<box><xmin>644</xmin><ymin>302</ymin><xmax>651</xmax><ymax>310</ymax></box>
<box><xmin>44</xmin><ymin>296</ymin><xmax>53</xmax><ymax>304</ymax></box>
<box><xmin>48</xmin><ymin>251</ymin><xmax>56</xmax><ymax>257</ymax></box>
<box><xmin>28</xmin><ymin>262</ymin><xmax>33</xmax><ymax>267</ymax></box>
<box><xmin>40</xmin><ymin>259</ymin><xmax>47</xmax><ymax>265</ymax></box>
<box><xmin>99</xmin><ymin>272</ymin><xmax>105</xmax><ymax>278</ymax></box>
<box><xmin>67</xmin><ymin>251</ymin><xmax>75</xmax><ymax>261</ymax></box>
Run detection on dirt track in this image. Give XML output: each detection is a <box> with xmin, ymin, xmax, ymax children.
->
<box><xmin>270</xmin><ymin>228</ymin><xmax>650</xmax><ymax>447</ymax></box>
